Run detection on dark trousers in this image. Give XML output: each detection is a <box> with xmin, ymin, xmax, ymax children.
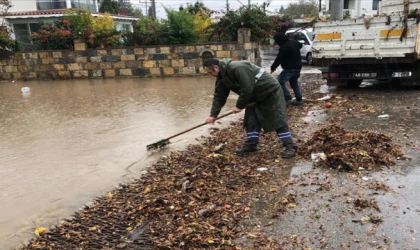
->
<box><xmin>278</xmin><ymin>69</ymin><xmax>302</xmax><ymax>102</ymax></box>
<box><xmin>244</xmin><ymin>106</ymin><xmax>294</xmax><ymax>147</ymax></box>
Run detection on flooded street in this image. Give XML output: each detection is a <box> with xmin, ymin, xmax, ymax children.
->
<box><xmin>2</xmin><ymin>46</ymin><xmax>420</xmax><ymax>249</ymax></box>
<box><xmin>0</xmin><ymin>77</ymin><xmax>237</xmax><ymax>249</ymax></box>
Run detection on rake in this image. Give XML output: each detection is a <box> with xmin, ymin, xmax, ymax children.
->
<box><xmin>146</xmin><ymin>110</ymin><xmax>238</xmax><ymax>150</ymax></box>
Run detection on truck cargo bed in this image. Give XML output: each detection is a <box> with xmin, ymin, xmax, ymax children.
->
<box><xmin>313</xmin><ymin>16</ymin><xmax>418</xmax><ymax>61</ymax></box>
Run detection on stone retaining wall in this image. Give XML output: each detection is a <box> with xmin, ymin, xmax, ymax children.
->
<box><xmin>0</xmin><ymin>28</ymin><xmax>260</xmax><ymax>81</ymax></box>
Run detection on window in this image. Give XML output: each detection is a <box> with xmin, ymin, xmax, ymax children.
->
<box><xmin>122</xmin><ymin>24</ymin><xmax>131</xmax><ymax>31</ymax></box>
<box><xmin>372</xmin><ymin>0</ymin><xmax>382</xmax><ymax>11</ymax></box>
<box><xmin>71</xmin><ymin>0</ymin><xmax>96</xmax><ymax>12</ymax></box>
<box><xmin>13</xmin><ymin>24</ymin><xmax>31</xmax><ymax>44</ymax></box>
<box><xmin>307</xmin><ymin>32</ymin><xmax>314</xmax><ymax>41</ymax></box>
<box><xmin>29</xmin><ymin>23</ymin><xmax>41</xmax><ymax>33</ymax></box>
<box><xmin>286</xmin><ymin>31</ymin><xmax>299</xmax><ymax>40</ymax></box>
<box><xmin>287</xmin><ymin>31</ymin><xmax>310</xmax><ymax>45</ymax></box>
<box><xmin>13</xmin><ymin>23</ymin><xmax>42</xmax><ymax>44</ymax></box>
<box><xmin>37</xmin><ymin>0</ymin><xmax>66</xmax><ymax>10</ymax></box>
<box><xmin>296</xmin><ymin>33</ymin><xmax>309</xmax><ymax>45</ymax></box>
<box><xmin>344</xmin><ymin>0</ymin><xmax>349</xmax><ymax>9</ymax></box>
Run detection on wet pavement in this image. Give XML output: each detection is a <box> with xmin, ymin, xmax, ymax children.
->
<box><xmin>238</xmin><ymin>72</ymin><xmax>420</xmax><ymax>248</ymax></box>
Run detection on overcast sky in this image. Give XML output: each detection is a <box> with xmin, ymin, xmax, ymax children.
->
<box><xmin>131</xmin><ymin>0</ymin><xmax>297</xmax><ymax>18</ymax></box>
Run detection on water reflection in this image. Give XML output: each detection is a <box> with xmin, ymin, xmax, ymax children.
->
<box><xmin>0</xmin><ymin>77</ymin><xmax>237</xmax><ymax>249</ymax></box>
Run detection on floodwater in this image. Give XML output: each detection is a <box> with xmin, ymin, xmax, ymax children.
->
<box><xmin>0</xmin><ymin>77</ymin><xmax>238</xmax><ymax>249</ymax></box>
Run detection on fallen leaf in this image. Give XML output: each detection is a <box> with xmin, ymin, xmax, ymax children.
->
<box><xmin>34</xmin><ymin>227</ymin><xmax>47</xmax><ymax>236</ymax></box>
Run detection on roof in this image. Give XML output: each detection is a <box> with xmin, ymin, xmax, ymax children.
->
<box><xmin>7</xmin><ymin>10</ymin><xmax>66</xmax><ymax>16</ymax></box>
<box><xmin>6</xmin><ymin>9</ymin><xmax>138</xmax><ymax>21</ymax></box>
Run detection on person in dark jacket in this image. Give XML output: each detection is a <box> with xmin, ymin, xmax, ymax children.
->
<box><xmin>203</xmin><ymin>58</ymin><xmax>297</xmax><ymax>158</ymax></box>
<box><xmin>270</xmin><ymin>32</ymin><xmax>303</xmax><ymax>105</ymax></box>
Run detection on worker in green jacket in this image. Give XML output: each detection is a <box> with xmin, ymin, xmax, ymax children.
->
<box><xmin>203</xmin><ymin>58</ymin><xmax>297</xmax><ymax>158</ymax></box>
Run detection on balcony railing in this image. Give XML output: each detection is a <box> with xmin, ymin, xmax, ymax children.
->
<box><xmin>37</xmin><ymin>0</ymin><xmax>67</xmax><ymax>10</ymax></box>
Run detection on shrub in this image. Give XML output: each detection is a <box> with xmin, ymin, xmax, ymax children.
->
<box><xmin>193</xmin><ymin>13</ymin><xmax>213</xmax><ymax>43</ymax></box>
<box><xmin>63</xmin><ymin>10</ymin><xmax>120</xmax><ymax>48</ymax></box>
<box><xmin>212</xmin><ymin>4</ymin><xmax>275</xmax><ymax>42</ymax></box>
<box><xmin>0</xmin><ymin>0</ymin><xmax>13</xmax><ymax>51</ymax></box>
<box><xmin>121</xmin><ymin>16</ymin><xmax>163</xmax><ymax>46</ymax></box>
<box><xmin>31</xmin><ymin>20</ymin><xmax>73</xmax><ymax>50</ymax></box>
<box><xmin>64</xmin><ymin>9</ymin><xmax>93</xmax><ymax>39</ymax></box>
<box><xmin>0</xmin><ymin>28</ymin><xmax>13</xmax><ymax>51</ymax></box>
<box><xmin>91</xmin><ymin>13</ymin><xmax>120</xmax><ymax>48</ymax></box>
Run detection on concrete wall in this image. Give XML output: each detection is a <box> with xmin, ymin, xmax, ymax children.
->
<box><xmin>0</xmin><ymin>28</ymin><xmax>260</xmax><ymax>81</ymax></box>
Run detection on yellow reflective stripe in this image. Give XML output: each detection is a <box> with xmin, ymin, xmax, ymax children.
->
<box><xmin>316</xmin><ymin>33</ymin><xmax>342</xmax><ymax>40</ymax></box>
<box><xmin>380</xmin><ymin>29</ymin><xmax>410</xmax><ymax>37</ymax></box>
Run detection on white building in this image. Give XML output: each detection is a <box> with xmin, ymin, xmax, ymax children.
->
<box><xmin>320</xmin><ymin>0</ymin><xmax>383</xmax><ymax>18</ymax></box>
<box><xmin>3</xmin><ymin>0</ymin><xmax>136</xmax><ymax>45</ymax></box>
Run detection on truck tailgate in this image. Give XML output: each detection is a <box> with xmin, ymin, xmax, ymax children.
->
<box><xmin>312</xmin><ymin>16</ymin><xmax>418</xmax><ymax>59</ymax></box>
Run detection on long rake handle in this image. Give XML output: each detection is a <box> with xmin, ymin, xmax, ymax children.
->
<box><xmin>146</xmin><ymin>103</ymin><xmax>255</xmax><ymax>150</ymax></box>
<box><xmin>163</xmin><ymin>110</ymin><xmax>235</xmax><ymax>142</ymax></box>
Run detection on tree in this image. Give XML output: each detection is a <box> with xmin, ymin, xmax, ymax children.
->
<box><xmin>279</xmin><ymin>6</ymin><xmax>285</xmax><ymax>14</ymax></box>
<box><xmin>272</xmin><ymin>15</ymin><xmax>295</xmax><ymax>33</ymax></box>
<box><xmin>212</xmin><ymin>4</ymin><xmax>274</xmax><ymax>42</ymax></box>
<box><xmin>118</xmin><ymin>3</ymin><xmax>143</xmax><ymax>17</ymax></box>
<box><xmin>162</xmin><ymin>7</ymin><xmax>198</xmax><ymax>44</ymax></box>
<box><xmin>185</xmin><ymin>1</ymin><xmax>213</xmax><ymax>17</ymax></box>
<box><xmin>184</xmin><ymin>1</ymin><xmax>213</xmax><ymax>42</ymax></box>
<box><xmin>282</xmin><ymin>0</ymin><xmax>319</xmax><ymax>19</ymax></box>
<box><xmin>127</xmin><ymin>6</ymin><xmax>143</xmax><ymax>18</ymax></box>
<box><xmin>0</xmin><ymin>0</ymin><xmax>13</xmax><ymax>51</ymax></box>
<box><xmin>99</xmin><ymin>0</ymin><xmax>122</xmax><ymax>15</ymax></box>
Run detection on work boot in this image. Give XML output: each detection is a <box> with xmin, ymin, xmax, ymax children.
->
<box><xmin>293</xmin><ymin>100</ymin><xmax>303</xmax><ymax>106</ymax></box>
<box><xmin>235</xmin><ymin>145</ymin><xmax>258</xmax><ymax>156</ymax></box>
<box><xmin>281</xmin><ymin>143</ymin><xmax>296</xmax><ymax>158</ymax></box>
<box><xmin>283</xmin><ymin>142</ymin><xmax>298</xmax><ymax>151</ymax></box>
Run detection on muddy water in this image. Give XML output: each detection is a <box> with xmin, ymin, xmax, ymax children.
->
<box><xmin>0</xmin><ymin>77</ymin><xmax>238</xmax><ymax>249</ymax></box>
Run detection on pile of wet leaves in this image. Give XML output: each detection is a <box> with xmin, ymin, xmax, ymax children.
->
<box><xmin>20</xmin><ymin>121</ymin><xmax>288</xmax><ymax>250</ymax></box>
<box><xmin>298</xmin><ymin>123</ymin><xmax>406</xmax><ymax>171</ymax></box>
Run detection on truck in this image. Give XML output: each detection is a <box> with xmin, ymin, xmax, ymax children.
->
<box><xmin>312</xmin><ymin>0</ymin><xmax>420</xmax><ymax>86</ymax></box>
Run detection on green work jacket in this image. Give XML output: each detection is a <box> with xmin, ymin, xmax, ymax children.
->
<box><xmin>210</xmin><ymin>59</ymin><xmax>288</xmax><ymax>132</ymax></box>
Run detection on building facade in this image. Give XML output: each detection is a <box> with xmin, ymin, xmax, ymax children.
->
<box><xmin>3</xmin><ymin>0</ymin><xmax>136</xmax><ymax>47</ymax></box>
<box><xmin>320</xmin><ymin>0</ymin><xmax>383</xmax><ymax>18</ymax></box>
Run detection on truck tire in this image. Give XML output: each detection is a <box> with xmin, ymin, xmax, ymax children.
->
<box><xmin>306</xmin><ymin>53</ymin><xmax>313</xmax><ymax>65</ymax></box>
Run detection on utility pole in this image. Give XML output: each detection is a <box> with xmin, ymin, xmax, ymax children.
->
<box><xmin>226</xmin><ymin>0</ymin><xmax>229</xmax><ymax>12</ymax></box>
<box><xmin>151</xmin><ymin>0</ymin><xmax>156</xmax><ymax>18</ymax></box>
<box><xmin>319</xmin><ymin>0</ymin><xmax>322</xmax><ymax>11</ymax></box>
<box><xmin>330</xmin><ymin>0</ymin><xmax>343</xmax><ymax>21</ymax></box>
<box><xmin>248</xmin><ymin>0</ymin><xmax>251</xmax><ymax>8</ymax></box>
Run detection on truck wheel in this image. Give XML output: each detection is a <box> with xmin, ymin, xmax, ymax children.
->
<box><xmin>306</xmin><ymin>53</ymin><xmax>313</xmax><ymax>65</ymax></box>
<box><xmin>347</xmin><ymin>79</ymin><xmax>362</xmax><ymax>87</ymax></box>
